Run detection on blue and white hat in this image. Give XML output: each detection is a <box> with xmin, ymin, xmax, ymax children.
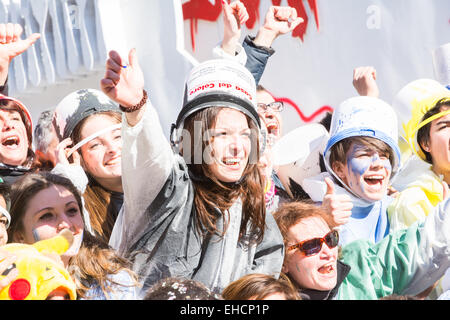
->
<box><xmin>323</xmin><ymin>96</ymin><xmax>401</xmax><ymax>187</ymax></box>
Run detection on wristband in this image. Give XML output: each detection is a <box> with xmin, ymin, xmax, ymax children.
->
<box><xmin>120</xmin><ymin>89</ymin><xmax>148</xmax><ymax>113</ymax></box>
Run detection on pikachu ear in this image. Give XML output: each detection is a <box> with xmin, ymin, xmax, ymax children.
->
<box><xmin>32</xmin><ymin>230</ymin><xmax>74</xmax><ymax>255</ymax></box>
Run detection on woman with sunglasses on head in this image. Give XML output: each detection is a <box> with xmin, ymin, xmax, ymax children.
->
<box><xmin>101</xmin><ymin>47</ymin><xmax>284</xmax><ymax>296</ymax></box>
<box><xmin>273</xmin><ymin>199</ymin><xmax>450</xmax><ymax>299</ymax></box>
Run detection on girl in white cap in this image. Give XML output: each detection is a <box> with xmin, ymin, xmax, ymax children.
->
<box><xmin>302</xmin><ymin>96</ymin><xmax>401</xmax><ymax>246</ymax></box>
<box><xmin>101</xmin><ymin>49</ymin><xmax>284</xmax><ymax>296</ymax></box>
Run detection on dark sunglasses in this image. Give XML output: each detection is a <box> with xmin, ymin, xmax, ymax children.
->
<box><xmin>288</xmin><ymin>230</ymin><xmax>339</xmax><ymax>256</ymax></box>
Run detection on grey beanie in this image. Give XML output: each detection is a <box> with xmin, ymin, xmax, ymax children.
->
<box><xmin>53</xmin><ymin>89</ymin><xmax>121</xmax><ymax>140</ymax></box>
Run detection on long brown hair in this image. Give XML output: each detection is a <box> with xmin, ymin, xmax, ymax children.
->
<box><xmin>72</xmin><ymin>111</ymin><xmax>122</xmax><ymax>241</ymax></box>
<box><xmin>182</xmin><ymin>107</ymin><xmax>266</xmax><ymax>243</ymax></box>
<box><xmin>8</xmin><ymin>172</ymin><xmax>139</xmax><ymax>299</ymax></box>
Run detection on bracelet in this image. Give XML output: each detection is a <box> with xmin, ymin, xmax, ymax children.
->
<box><xmin>120</xmin><ymin>89</ymin><xmax>148</xmax><ymax>113</ymax></box>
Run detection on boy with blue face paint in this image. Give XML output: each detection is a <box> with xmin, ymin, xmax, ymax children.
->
<box><xmin>302</xmin><ymin>96</ymin><xmax>401</xmax><ymax>246</ymax></box>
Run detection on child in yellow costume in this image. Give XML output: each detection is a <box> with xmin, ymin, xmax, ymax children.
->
<box><xmin>0</xmin><ymin>229</ymin><xmax>77</xmax><ymax>300</ymax></box>
<box><xmin>388</xmin><ymin>79</ymin><xmax>450</xmax><ymax>231</ymax></box>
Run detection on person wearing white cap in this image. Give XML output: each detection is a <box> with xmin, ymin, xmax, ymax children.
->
<box><xmin>101</xmin><ymin>48</ymin><xmax>284</xmax><ymax>296</ymax></box>
<box><xmin>216</xmin><ymin>2</ymin><xmax>301</xmax><ymax>210</ymax></box>
<box><xmin>52</xmin><ymin>88</ymin><xmax>123</xmax><ymax>242</ymax></box>
<box><xmin>301</xmin><ymin>96</ymin><xmax>401</xmax><ymax>246</ymax></box>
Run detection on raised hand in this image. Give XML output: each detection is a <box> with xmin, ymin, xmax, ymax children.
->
<box><xmin>100</xmin><ymin>49</ymin><xmax>145</xmax><ymax>111</ymax></box>
<box><xmin>254</xmin><ymin>6</ymin><xmax>304</xmax><ymax>48</ymax></box>
<box><xmin>321</xmin><ymin>177</ymin><xmax>353</xmax><ymax>226</ymax></box>
<box><xmin>0</xmin><ymin>23</ymin><xmax>41</xmax><ymax>85</ymax></box>
<box><xmin>352</xmin><ymin>66</ymin><xmax>380</xmax><ymax>98</ymax></box>
<box><xmin>54</xmin><ymin>138</ymin><xmax>81</xmax><ymax>166</ymax></box>
<box><xmin>221</xmin><ymin>0</ymin><xmax>249</xmax><ymax>55</ymax></box>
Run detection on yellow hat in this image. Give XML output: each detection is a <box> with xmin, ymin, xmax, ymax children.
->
<box><xmin>0</xmin><ymin>230</ymin><xmax>77</xmax><ymax>300</ymax></box>
<box><xmin>392</xmin><ymin>79</ymin><xmax>450</xmax><ymax>161</ymax></box>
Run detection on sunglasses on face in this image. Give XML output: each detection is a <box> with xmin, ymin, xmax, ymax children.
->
<box><xmin>257</xmin><ymin>101</ymin><xmax>284</xmax><ymax>112</ymax></box>
<box><xmin>288</xmin><ymin>230</ymin><xmax>339</xmax><ymax>256</ymax></box>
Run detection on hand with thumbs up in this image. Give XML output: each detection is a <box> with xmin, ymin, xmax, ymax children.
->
<box><xmin>321</xmin><ymin>177</ymin><xmax>353</xmax><ymax>226</ymax></box>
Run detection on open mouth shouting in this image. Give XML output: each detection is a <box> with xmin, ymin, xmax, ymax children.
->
<box><xmin>265</xmin><ymin>121</ymin><xmax>280</xmax><ymax>140</ymax></box>
<box><xmin>220</xmin><ymin>157</ymin><xmax>245</xmax><ymax>170</ymax></box>
<box><xmin>1</xmin><ymin>134</ymin><xmax>20</xmax><ymax>149</ymax></box>
<box><xmin>318</xmin><ymin>262</ymin><xmax>336</xmax><ymax>276</ymax></box>
<box><xmin>363</xmin><ymin>174</ymin><xmax>386</xmax><ymax>191</ymax></box>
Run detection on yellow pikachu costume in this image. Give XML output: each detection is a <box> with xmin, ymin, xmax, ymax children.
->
<box><xmin>0</xmin><ymin>230</ymin><xmax>77</xmax><ymax>300</ymax></box>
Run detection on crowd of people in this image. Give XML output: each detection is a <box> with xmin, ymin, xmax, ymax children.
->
<box><xmin>0</xmin><ymin>1</ymin><xmax>449</xmax><ymax>300</ymax></box>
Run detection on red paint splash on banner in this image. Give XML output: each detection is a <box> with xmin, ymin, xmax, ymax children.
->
<box><xmin>274</xmin><ymin>96</ymin><xmax>333</xmax><ymax>122</ymax></box>
<box><xmin>183</xmin><ymin>0</ymin><xmax>320</xmax><ymax>50</ymax></box>
<box><xmin>241</xmin><ymin>0</ymin><xmax>260</xmax><ymax>29</ymax></box>
<box><xmin>182</xmin><ymin>0</ymin><xmax>222</xmax><ymax>50</ymax></box>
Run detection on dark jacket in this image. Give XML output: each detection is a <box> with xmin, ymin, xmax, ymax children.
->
<box><xmin>243</xmin><ymin>35</ymin><xmax>275</xmax><ymax>85</ymax></box>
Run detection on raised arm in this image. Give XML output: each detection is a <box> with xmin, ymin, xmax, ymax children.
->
<box><xmin>352</xmin><ymin>66</ymin><xmax>380</xmax><ymax>98</ymax></box>
<box><xmin>243</xmin><ymin>6</ymin><xmax>303</xmax><ymax>84</ymax></box>
<box><xmin>0</xmin><ymin>23</ymin><xmax>40</xmax><ymax>91</ymax></box>
<box><xmin>101</xmin><ymin>49</ymin><xmax>176</xmax><ymax>251</ymax></box>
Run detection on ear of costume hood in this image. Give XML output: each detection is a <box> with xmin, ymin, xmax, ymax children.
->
<box><xmin>53</xmin><ymin>88</ymin><xmax>121</xmax><ymax>140</ymax></box>
<box><xmin>0</xmin><ymin>230</ymin><xmax>77</xmax><ymax>300</ymax></box>
<box><xmin>323</xmin><ymin>96</ymin><xmax>401</xmax><ymax>195</ymax></box>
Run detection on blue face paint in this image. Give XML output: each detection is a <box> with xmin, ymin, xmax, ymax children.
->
<box><xmin>32</xmin><ymin>228</ymin><xmax>41</xmax><ymax>242</ymax></box>
<box><xmin>345</xmin><ymin>143</ymin><xmax>392</xmax><ymax>197</ymax></box>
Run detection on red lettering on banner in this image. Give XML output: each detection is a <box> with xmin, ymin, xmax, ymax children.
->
<box><xmin>183</xmin><ymin>0</ymin><xmax>320</xmax><ymax>51</ymax></box>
